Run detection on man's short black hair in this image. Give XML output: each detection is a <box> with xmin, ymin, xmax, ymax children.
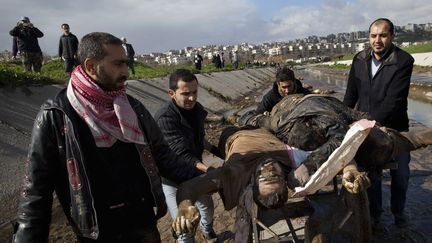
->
<box><xmin>276</xmin><ymin>67</ymin><xmax>296</xmax><ymax>83</ymax></box>
<box><xmin>77</xmin><ymin>32</ymin><xmax>123</xmax><ymax>65</ymax></box>
<box><xmin>369</xmin><ymin>18</ymin><xmax>395</xmax><ymax>35</ymax></box>
<box><xmin>61</xmin><ymin>23</ymin><xmax>69</xmax><ymax>29</ymax></box>
<box><xmin>169</xmin><ymin>69</ymin><xmax>198</xmax><ymax>90</ymax></box>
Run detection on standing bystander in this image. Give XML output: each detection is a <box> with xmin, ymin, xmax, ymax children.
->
<box><xmin>343</xmin><ymin>18</ymin><xmax>414</xmax><ymax>230</ymax></box>
<box><xmin>232</xmin><ymin>50</ymin><xmax>239</xmax><ymax>70</ymax></box>
<box><xmin>121</xmin><ymin>37</ymin><xmax>136</xmax><ymax>76</ymax></box>
<box><xmin>9</xmin><ymin>17</ymin><xmax>44</xmax><ymax>72</ymax></box>
<box><xmin>194</xmin><ymin>52</ymin><xmax>203</xmax><ymax>71</ymax></box>
<box><xmin>58</xmin><ymin>23</ymin><xmax>79</xmax><ymax>76</ymax></box>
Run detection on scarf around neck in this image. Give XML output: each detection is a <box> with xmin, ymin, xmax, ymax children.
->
<box><xmin>66</xmin><ymin>65</ymin><xmax>145</xmax><ymax>147</ymax></box>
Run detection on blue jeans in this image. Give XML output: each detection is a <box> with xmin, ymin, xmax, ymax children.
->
<box><xmin>162</xmin><ymin>182</ymin><xmax>215</xmax><ymax>243</ymax></box>
<box><xmin>368</xmin><ymin>152</ymin><xmax>411</xmax><ymax>219</ymax></box>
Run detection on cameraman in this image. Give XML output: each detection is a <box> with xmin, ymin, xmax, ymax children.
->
<box><xmin>9</xmin><ymin>17</ymin><xmax>44</xmax><ymax>72</ymax></box>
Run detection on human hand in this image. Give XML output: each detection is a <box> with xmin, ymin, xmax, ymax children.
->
<box><xmin>172</xmin><ymin>200</ymin><xmax>200</xmax><ymax>238</ymax></box>
<box><xmin>342</xmin><ymin>169</ymin><xmax>370</xmax><ymax>194</ymax></box>
<box><xmin>294</xmin><ymin>164</ymin><xmax>310</xmax><ymax>186</ymax></box>
<box><xmin>287</xmin><ymin>164</ymin><xmax>310</xmax><ymax>189</ymax></box>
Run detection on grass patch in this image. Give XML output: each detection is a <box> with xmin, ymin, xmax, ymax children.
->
<box><xmin>0</xmin><ymin>60</ymin><xmax>63</xmax><ymax>87</ymax></box>
<box><xmin>402</xmin><ymin>42</ymin><xmax>432</xmax><ymax>54</ymax></box>
<box><xmin>1</xmin><ymin>59</ymin><xmax>245</xmax><ymax>88</ymax></box>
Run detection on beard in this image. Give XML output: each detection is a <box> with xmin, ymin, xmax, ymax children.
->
<box><xmin>95</xmin><ymin>66</ymin><xmax>127</xmax><ymax>91</ymax></box>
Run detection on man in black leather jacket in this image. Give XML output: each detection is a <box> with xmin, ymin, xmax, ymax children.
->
<box><xmin>13</xmin><ymin>32</ymin><xmax>201</xmax><ymax>243</ymax></box>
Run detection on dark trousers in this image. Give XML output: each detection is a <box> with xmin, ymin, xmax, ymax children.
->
<box><xmin>64</xmin><ymin>58</ymin><xmax>77</xmax><ymax>74</ymax></box>
<box><xmin>368</xmin><ymin>152</ymin><xmax>411</xmax><ymax>219</ymax></box>
<box><xmin>22</xmin><ymin>51</ymin><xmax>42</xmax><ymax>72</ymax></box>
<box><xmin>128</xmin><ymin>59</ymin><xmax>135</xmax><ymax>75</ymax></box>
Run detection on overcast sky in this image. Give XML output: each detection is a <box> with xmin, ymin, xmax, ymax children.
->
<box><xmin>2</xmin><ymin>0</ymin><xmax>431</xmax><ymax>56</ymax></box>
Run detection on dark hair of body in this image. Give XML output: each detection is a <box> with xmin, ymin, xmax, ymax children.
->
<box><xmin>77</xmin><ymin>32</ymin><xmax>123</xmax><ymax>65</ymax></box>
<box><xmin>169</xmin><ymin>69</ymin><xmax>198</xmax><ymax>90</ymax></box>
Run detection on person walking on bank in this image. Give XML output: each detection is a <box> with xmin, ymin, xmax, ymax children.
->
<box><xmin>154</xmin><ymin>69</ymin><xmax>220</xmax><ymax>243</ymax></box>
<box><xmin>58</xmin><ymin>23</ymin><xmax>79</xmax><ymax>76</ymax></box>
<box><xmin>12</xmin><ymin>32</ymin><xmax>201</xmax><ymax>243</ymax></box>
<box><xmin>12</xmin><ymin>37</ymin><xmax>18</xmax><ymax>59</ymax></box>
<box><xmin>232</xmin><ymin>50</ymin><xmax>239</xmax><ymax>70</ymax></box>
<box><xmin>194</xmin><ymin>52</ymin><xmax>203</xmax><ymax>71</ymax></box>
<box><xmin>9</xmin><ymin>16</ymin><xmax>44</xmax><ymax>72</ymax></box>
<box><xmin>343</xmin><ymin>18</ymin><xmax>414</xmax><ymax>230</ymax></box>
<box><xmin>121</xmin><ymin>37</ymin><xmax>136</xmax><ymax>76</ymax></box>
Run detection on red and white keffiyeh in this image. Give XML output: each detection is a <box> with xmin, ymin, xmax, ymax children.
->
<box><xmin>66</xmin><ymin>65</ymin><xmax>145</xmax><ymax>147</ymax></box>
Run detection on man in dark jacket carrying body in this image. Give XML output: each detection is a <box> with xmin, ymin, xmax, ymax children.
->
<box><xmin>256</xmin><ymin>67</ymin><xmax>310</xmax><ymax>114</ymax></box>
<box><xmin>9</xmin><ymin>16</ymin><xmax>44</xmax><ymax>72</ymax></box>
<box><xmin>13</xmin><ymin>32</ymin><xmax>201</xmax><ymax>243</ymax></box>
<box><xmin>58</xmin><ymin>23</ymin><xmax>79</xmax><ymax>76</ymax></box>
<box><xmin>343</xmin><ymin>18</ymin><xmax>414</xmax><ymax>228</ymax></box>
<box><xmin>154</xmin><ymin>69</ymin><xmax>219</xmax><ymax>242</ymax></box>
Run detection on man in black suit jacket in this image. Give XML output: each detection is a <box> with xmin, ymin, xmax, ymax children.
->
<box><xmin>343</xmin><ymin>18</ymin><xmax>414</xmax><ymax>229</ymax></box>
<box><xmin>121</xmin><ymin>37</ymin><xmax>136</xmax><ymax>75</ymax></box>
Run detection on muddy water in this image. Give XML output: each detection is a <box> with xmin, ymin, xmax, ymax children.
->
<box><xmin>297</xmin><ymin>68</ymin><xmax>432</xmax><ymax>128</ymax></box>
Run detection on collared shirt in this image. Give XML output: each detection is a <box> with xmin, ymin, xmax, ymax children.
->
<box><xmin>370</xmin><ymin>49</ymin><xmax>389</xmax><ymax>77</ymax></box>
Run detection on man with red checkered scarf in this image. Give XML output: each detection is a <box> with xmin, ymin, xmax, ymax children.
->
<box><xmin>13</xmin><ymin>32</ymin><xmax>201</xmax><ymax>243</ymax></box>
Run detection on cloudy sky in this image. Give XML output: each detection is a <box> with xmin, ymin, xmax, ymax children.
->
<box><xmin>2</xmin><ymin>0</ymin><xmax>431</xmax><ymax>56</ymax></box>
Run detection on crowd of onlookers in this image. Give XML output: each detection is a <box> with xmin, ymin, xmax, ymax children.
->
<box><xmin>9</xmin><ymin>17</ymin><xmax>136</xmax><ymax>76</ymax></box>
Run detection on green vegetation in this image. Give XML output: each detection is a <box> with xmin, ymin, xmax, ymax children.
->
<box><xmin>0</xmin><ymin>60</ymin><xmax>61</xmax><ymax>87</ymax></box>
<box><xmin>402</xmin><ymin>42</ymin><xmax>432</xmax><ymax>54</ymax></box>
<box><xmin>0</xmin><ymin>59</ymin><xmax>245</xmax><ymax>88</ymax></box>
<box><xmin>331</xmin><ymin>42</ymin><xmax>432</xmax><ymax>62</ymax></box>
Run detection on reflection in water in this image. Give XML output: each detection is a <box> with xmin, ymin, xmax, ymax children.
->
<box><xmin>297</xmin><ymin>69</ymin><xmax>432</xmax><ymax>127</ymax></box>
<box><xmin>408</xmin><ymin>99</ymin><xmax>432</xmax><ymax>127</ymax></box>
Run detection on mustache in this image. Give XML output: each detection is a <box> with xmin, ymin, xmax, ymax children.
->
<box><xmin>119</xmin><ymin>75</ymin><xmax>128</xmax><ymax>81</ymax></box>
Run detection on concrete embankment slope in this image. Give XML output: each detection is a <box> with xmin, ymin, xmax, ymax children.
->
<box><xmin>0</xmin><ymin>67</ymin><xmax>276</xmax><ymax>228</ymax></box>
<box><xmin>126</xmin><ymin>68</ymin><xmax>275</xmax><ymax>115</ymax></box>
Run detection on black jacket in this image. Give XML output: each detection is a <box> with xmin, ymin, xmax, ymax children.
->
<box><xmin>154</xmin><ymin>100</ymin><xmax>207</xmax><ymax>172</ymax></box>
<box><xmin>124</xmin><ymin>43</ymin><xmax>135</xmax><ymax>61</ymax></box>
<box><xmin>343</xmin><ymin>45</ymin><xmax>414</xmax><ymax>131</ymax></box>
<box><xmin>9</xmin><ymin>25</ymin><xmax>43</xmax><ymax>53</ymax></box>
<box><xmin>13</xmin><ymin>89</ymin><xmax>201</xmax><ymax>242</ymax></box>
<box><xmin>256</xmin><ymin>79</ymin><xmax>311</xmax><ymax>113</ymax></box>
<box><xmin>58</xmin><ymin>33</ymin><xmax>79</xmax><ymax>59</ymax></box>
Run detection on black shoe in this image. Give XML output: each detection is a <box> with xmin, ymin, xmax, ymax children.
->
<box><xmin>394</xmin><ymin>213</ymin><xmax>409</xmax><ymax>228</ymax></box>
<box><xmin>203</xmin><ymin>230</ymin><xmax>218</xmax><ymax>243</ymax></box>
